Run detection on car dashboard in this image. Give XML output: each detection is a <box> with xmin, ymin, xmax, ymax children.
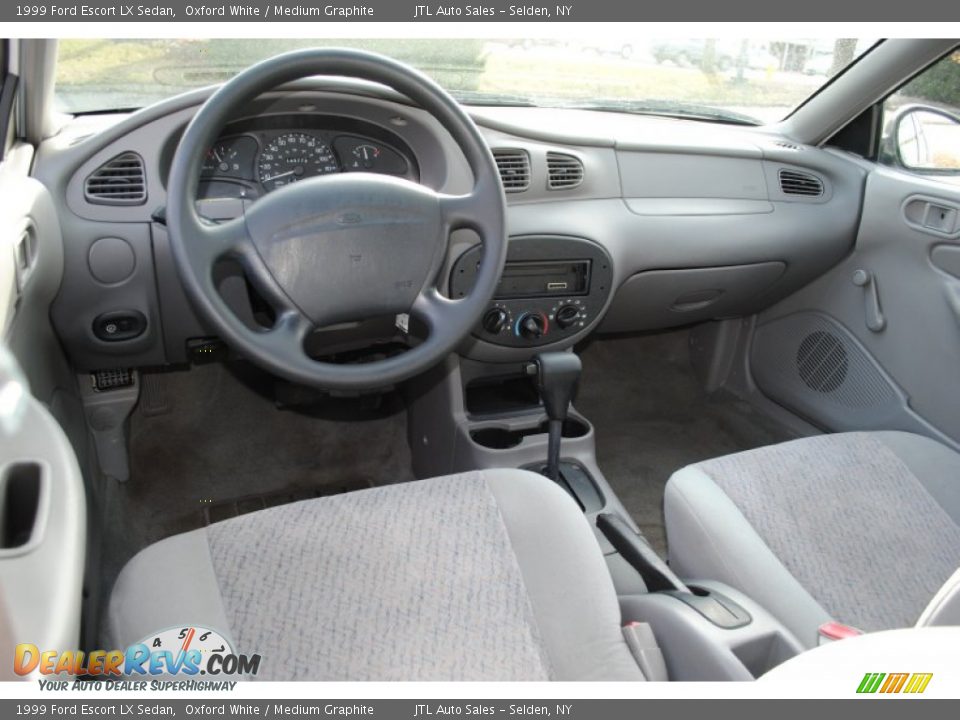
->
<box><xmin>32</xmin><ymin>79</ymin><xmax>867</xmax><ymax>372</ymax></box>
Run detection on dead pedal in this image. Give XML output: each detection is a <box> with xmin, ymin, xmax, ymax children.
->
<box><xmin>139</xmin><ymin>372</ymin><xmax>171</xmax><ymax>417</ymax></box>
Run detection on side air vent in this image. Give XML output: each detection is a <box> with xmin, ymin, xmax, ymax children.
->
<box><xmin>546</xmin><ymin>152</ymin><xmax>584</xmax><ymax>190</ymax></box>
<box><xmin>84</xmin><ymin>153</ymin><xmax>147</xmax><ymax>205</ymax></box>
<box><xmin>778</xmin><ymin>169</ymin><xmax>823</xmax><ymax>197</ymax></box>
<box><xmin>492</xmin><ymin>149</ymin><xmax>530</xmax><ymax>192</ymax></box>
<box><xmin>774</xmin><ymin>140</ymin><xmax>801</xmax><ymax>150</ymax></box>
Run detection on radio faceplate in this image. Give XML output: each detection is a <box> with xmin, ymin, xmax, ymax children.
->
<box><xmin>495</xmin><ymin>260</ymin><xmax>591</xmax><ymax>298</ymax></box>
<box><xmin>449</xmin><ymin>235</ymin><xmax>614</xmax><ymax>348</ymax></box>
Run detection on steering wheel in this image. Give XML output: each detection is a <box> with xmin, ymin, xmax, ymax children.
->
<box><xmin>166</xmin><ymin>49</ymin><xmax>506</xmax><ymax>390</ymax></box>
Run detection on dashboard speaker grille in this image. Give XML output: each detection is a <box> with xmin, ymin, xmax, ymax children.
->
<box><xmin>492</xmin><ymin>149</ymin><xmax>530</xmax><ymax>192</ymax></box>
<box><xmin>546</xmin><ymin>152</ymin><xmax>584</xmax><ymax>190</ymax></box>
<box><xmin>84</xmin><ymin>152</ymin><xmax>147</xmax><ymax>205</ymax></box>
<box><xmin>778</xmin><ymin>169</ymin><xmax>823</xmax><ymax>197</ymax></box>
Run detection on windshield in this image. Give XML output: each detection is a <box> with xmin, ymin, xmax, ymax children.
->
<box><xmin>55</xmin><ymin>38</ymin><xmax>875</xmax><ymax>123</ymax></box>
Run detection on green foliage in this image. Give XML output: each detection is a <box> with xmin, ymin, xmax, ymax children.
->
<box><xmin>900</xmin><ymin>51</ymin><xmax>960</xmax><ymax>108</ymax></box>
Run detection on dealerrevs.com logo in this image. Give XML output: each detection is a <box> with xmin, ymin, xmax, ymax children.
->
<box><xmin>856</xmin><ymin>672</ymin><xmax>933</xmax><ymax>694</ymax></box>
<box><xmin>15</xmin><ymin>626</ymin><xmax>260</xmax><ymax>680</ymax></box>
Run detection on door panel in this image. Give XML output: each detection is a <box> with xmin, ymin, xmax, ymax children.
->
<box><xmin>0</xmin><ymin>347</ymin><xmax>86</xmax><ymax>679</ymax></box>
<box><xmin>751</xmin><ymin>163</ymin><xmax>960</xmax><ymax>448</ymax></box>
<box><xmin>0</xmin><ymin>146</ymin><xmax>88</xmax><ymax>676</ymax></box>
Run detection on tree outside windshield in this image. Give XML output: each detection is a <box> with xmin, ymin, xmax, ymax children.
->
<box><xmin>55</xmin><ymin>38</ymin><xmax>873</xmax><ymax>123</ymax></box>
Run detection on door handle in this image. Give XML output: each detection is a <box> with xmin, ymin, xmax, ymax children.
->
<box><xmin>852</xmin><ymin>269</ymin><xmax>886</xmax><ymax>333</ymax></box>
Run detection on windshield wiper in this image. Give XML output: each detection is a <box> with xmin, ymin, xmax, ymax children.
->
<box><xmin>566</xmin><ymin>99</ymin><xmax>760</xmax><ymax>126</ymax></box>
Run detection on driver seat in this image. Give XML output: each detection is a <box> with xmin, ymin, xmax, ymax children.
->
<box><xmin>107</xmin><ymin>469</ymin><xmax>646</xmax><ymax>681</ymax></box>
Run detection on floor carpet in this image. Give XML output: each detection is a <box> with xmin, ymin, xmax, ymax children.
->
<box><xmin>99</xmin><ymin>360</ymin><xmax>413</xmax><ymax>609</ymax></box>
<box><xmin>576</xmin><ymin>330</ymin><xmax>799</xmax><ymax>557</ymax></box>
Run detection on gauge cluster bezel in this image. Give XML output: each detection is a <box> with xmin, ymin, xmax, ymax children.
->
<box><xmin>164</xmin><ymin>112</ymin><xmax>421</xmax><ymax>201</ymax></box>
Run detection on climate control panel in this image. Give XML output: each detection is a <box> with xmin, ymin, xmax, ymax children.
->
<box><xmin>450</xmin><ymin>235</ymin><xmax>613</xmax><ymax>348</ymax></box>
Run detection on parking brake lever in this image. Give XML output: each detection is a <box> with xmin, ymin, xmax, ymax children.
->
<box><xmin>597</xmin><ymin>513</ymin><xmax>689</xmax><ymax>593</ymax></box>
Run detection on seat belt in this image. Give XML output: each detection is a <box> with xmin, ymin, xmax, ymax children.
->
<box><xmin>622</xmin><ymin>622</ymin><xmax>668</xmax><ymax>681</ymax></box>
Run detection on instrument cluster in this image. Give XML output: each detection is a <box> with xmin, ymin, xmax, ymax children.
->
<box><xmin>198</xmin><ymin>127</ymin><xmax>415</xmax><ymax>199</ymax></box>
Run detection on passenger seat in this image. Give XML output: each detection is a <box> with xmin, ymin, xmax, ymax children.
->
<box><xmin>664</xmin><ymin>431</ymin><xmax>960</xmax><ymax>647</ymax></box>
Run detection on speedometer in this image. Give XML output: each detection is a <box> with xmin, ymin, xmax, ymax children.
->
<box><xmin>257</xmin><ymin>133</ymin><xmax>339</xmax><ymax>191</ymax></box>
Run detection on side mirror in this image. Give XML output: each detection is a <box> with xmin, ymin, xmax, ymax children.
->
<box><xmin>893</xmin><ymin>106</ymin><xmax>960</xmax><ymax>174</ymax></box>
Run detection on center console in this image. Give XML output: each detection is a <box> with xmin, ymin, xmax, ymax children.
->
<box><xmin>407</xmin><ymin>235</ymin><xmax>803</xmax><ymax>681</ymax></box>
<box><xmin>449</xmin><ymin>235</ymin><xmax>614</xmax><ymax>349</ymax></box>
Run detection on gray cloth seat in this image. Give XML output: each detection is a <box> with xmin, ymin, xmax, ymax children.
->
<box><xmin>108</xmin><ymin>468</ymin><xmax>644</xmax><ymax>681</ymax></box>
<box><xmin>664</xmin><ymin>431</ymin><xmax>960</xmax><ymax>648</ymax></box>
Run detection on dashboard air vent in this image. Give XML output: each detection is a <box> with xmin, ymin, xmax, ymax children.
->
<box><xmin>84</xmin><ymin>152</ymin><xmax>147</xmax><ymax>205</ymax></box>
<box><xmin>546</xmin><ymin>152</ymin><xmax>584</xmax><ymax>190</ymax></box>
<box><xmin>774</xmin><ymin>140</ymin><xmax>801</xmax><ymax>150</ymax></box>
<box><xmin>492</xmin><ymin>149</ymin><xmax>530</xmax><ymax>192</ymax></box>
<box><xmin>778</xmin><ymin>169</ymin><xmax>823</xmax><ymax>198</ymax></box>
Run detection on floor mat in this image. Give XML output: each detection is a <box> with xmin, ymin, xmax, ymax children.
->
<box><xmin>576</xmin><ymin>330</ymin><xmax>799</xmax><ymax>558</ymax></box>
<box><xmin>100</xmin><ymin>360</ymin><xmax>413</xmax><ymax>605</ymax></box>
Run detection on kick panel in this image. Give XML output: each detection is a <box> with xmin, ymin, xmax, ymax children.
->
<box><xmin>751</xmin><ymin>311</ymin><xmax>906</xmax><ymax>430</ymax></box>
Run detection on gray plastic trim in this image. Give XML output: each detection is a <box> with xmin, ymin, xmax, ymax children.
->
<box><xmin>619</xmin><ymin>152</ymin><xmax>767</xmax><ymax>200</ymax></box>
<box><xmin>50</xmin><ymin>221</ymin><xmax>166</xmax><ymax>371</ymax></box>
<box><xmin>601</xmin><ymin>262</ymin><xmax>787</xmax><ymax>334</ymax></box>
<box><xmin>753</xmin><ymin>164</ymin><xmax>960</xmax><ymax>447</ymax></box>
<box><xmin>902</xmin><ymin>194</ymin><xmax>960</xmax><ymax>239</ymax></box>
<box><xmin>624</xmin><ymin>198</ymin><xmax>774</xmax><ymax>216</ymax></box>
<box><xmin>0</xmin><ymin>364</ymin><xmax>86</xmax><ymax>679</ymax></box>
<box><xmin>620</xmin><ymin>580</ymin><xmax>805</xmax><ymax>682</ymax></box>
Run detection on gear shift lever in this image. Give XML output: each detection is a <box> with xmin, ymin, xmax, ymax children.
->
<box><xmin>531</xmin><ymin>352</ymin><xmax>582</xmax><ymax>481</ymax></box>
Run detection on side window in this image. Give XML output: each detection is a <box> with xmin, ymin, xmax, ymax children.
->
<box><xmin>879</xmin><ymin>48</ymin><xmax>960</xmax><ymax>184</ymax></box>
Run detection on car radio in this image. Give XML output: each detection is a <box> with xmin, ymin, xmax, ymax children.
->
<box><xmin>495</xmin><ymin>260</ymin><xmax>591</xmax><ymax>298</ymax></box>
<box><xmin>449</xmin><ymin>235</ymin><xmax>614</xmax><ymax>348</ymax></box>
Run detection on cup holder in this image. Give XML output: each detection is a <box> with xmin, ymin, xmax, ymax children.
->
<box><xmin>470</xmin><ymin>417</ymin><xmax>590</xmax><ymax>450</ymax></box>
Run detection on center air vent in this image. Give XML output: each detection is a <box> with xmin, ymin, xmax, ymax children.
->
<box><xmin>492</xmin><ymin>149</ymin><xmax>530</xmax><ymax>192</ymax></box>
<box><xmin>546</xmin><ymin>152</ymin><xmax>584</xmax><ymax>190</ymax></box>
<box><xmin>84</xmin><ymin>152</ymin><xmax>147</xmax><ymax>206</ymax></box>
<box><xmin>778</xmin><ymin>169</ymin><xmax>823</xmax><ymax>197</ymax></box>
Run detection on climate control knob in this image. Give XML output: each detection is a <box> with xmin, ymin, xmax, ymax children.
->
<box><xmin>517</xmin><ymin>312</ymin><xmax>547</xmax><ymax>340</ymax></box>
<box><xmin>482</xmin><ymin>307</ymin><xmax>509</xmax><ymax>334</ymax></box>
<box><xmin>555</xmin><ymin>304</ymin><xmax>581</xmax><ymax>329</ymax></box>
